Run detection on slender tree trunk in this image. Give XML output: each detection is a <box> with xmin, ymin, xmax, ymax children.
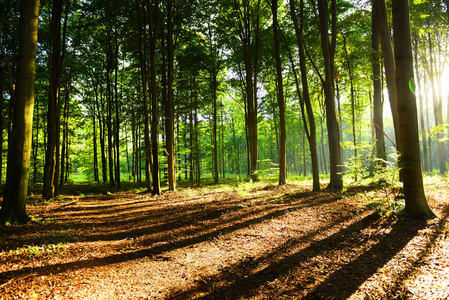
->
<box><xmin>413</xmin><ymin>36</ymin><xmax>428</xmax><ymax>172</ymax></box>
<box><xmin>150</xmin><ymin>0</ymin><xmax>160</xmax><ymax>194</ymax></box>
<box><xmin>114</xmin><ymin>30</ymin><xmax>121</xmax><ymax>189</ymax></box>
<box><xmin>212</xmin><ymin>70</ymin><xmax>219</xmax><ymax>184</ymax></box>
<box><xmin>428</xmin><ymin>33</ymin><xmax>446</xmax><ymax>174</ymax></box>
<box><xmin>424</xmin><ymin>81</ymin><xmax>433</xmax><ymax>171</ymax></box>
<box><xmin>95</xmin><ymin>83</ymin><xmax>108</xmax><ymax>183</ymax></box>
<box><xmin>392</xmin><ymin>0</ymin><xmax>435</xmax><ymax>220</ymax></box>
<box><xmin>375</xmin><ymin>0</ymin><xmax>399</xmax><ymax>140</ymax></box>
<box><xmin>136</xmin><ymin>0</ymin><xmax>151</xmax><ymax>190</ymax></box>
<box><xmin>320</xmin><ymin>115</ymin><xmax>328</xmax><ymax>175</ymax></box>
<box><xmin>106</xmin><ymin>38</ymin><xmax>115</xmax><ymax>187</ymax></box>
<box><xmin>317</xmin><ymin>0</ymin><xmax>342</xmax><ymax>189</ymax></box>
<box><xmin>59</xmin><ymin>66</ymin><xmax>71</xmax><ymax>188</ymax></box>
<box><xmin>92</xmin><ymin>104</ymin><xmax>99</xmax><ymax>182</ymax></box>
<box><xmin>271</xmin><ymin>0</ymin><xmax>286</xmax><ymax>185</ymax></box>
<box><xmin>43</xmin><ymin>0</ymin><xmax>64</xmax><ymax>199</ymax></box>
<box><xmin>189</xmin><ymin>96</ymin><xmax>194</xmax><ymax>188</ymax></box>
<box><xmin>372</xmin><ymin>1</ymin><xmax>386</xmax><ymax>164</ymax></box>
<box><xmin>289</xmin><ymin>0</ymin><xmax>320</xmax><ymax>190</ymax></box>
<box><xmin>165</xmin><ymin>0</ymin><xmax>176</xmax><ymax>190</ymax></box>
<box><xmin>0</xmin><ymin>68</ymin><xmax>3</xmax><ymax>186</ymax></box>
<box><xmin>0</xmin><ymin>0</ymin><xmax>39</xmax><ymax>224</ymax></box>
<box><xmin>342</xmin><ymin>33</ymin><xmax>358</xmax><ymax>181</ymax></box>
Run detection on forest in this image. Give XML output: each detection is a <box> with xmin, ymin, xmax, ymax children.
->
<box><xmin>0</xmin><ymin>0</ymin><xmax>448</xmax><ymax>299</ymax></box>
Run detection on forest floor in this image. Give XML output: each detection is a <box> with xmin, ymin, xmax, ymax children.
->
<box><xmin>0</xmin><ymin>177</ymin><xmax>448</xmax><ymax>300</ymax></box>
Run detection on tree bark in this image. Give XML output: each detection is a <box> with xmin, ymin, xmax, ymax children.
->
<box><xmin>392</xmin><ymin>0</ymin><xmax>435</xmax><ymax>220</ymax></box>
<box><xmin>289</xmin><ymin>0</ymin><xmax>320</xmax><ymax>191</ymax></box>
<box><xmin>375</xmin><ymin>0</ymin><xmax>400</xmax><ymax>140</ymax></box>
<box><xmin>165</xmin><ymin>0</ymin><xmax>176</xmax><ymax>190</ymax></box>
<box><xmin>317</xmin><ymin>0</ymin><xmax>342</xmax><ymax>189</ymax></box>
<box><xmin>0</xmin><ymin>0</ymin><xmax>39</xmax><ymax>224</ymax></box>
<box><xmin>413</xmin><ymin>36</ymin><xmax>428</xmax><ymax>172</ymax></box>
<box><xmin>150</xmin><ymin>0</ymin><xmax>160</xmax><ymax>194</ymax></box>
<box><xmin>136</xmin><ymin>0</ymin><xmax>152</xmax><ymax>190</ymax></box>
<box><xmin>372</xmin><ymin>1</ymin><xmax>386</xmax><ymax>164</ymax></box>
<box><xmin>114</xmin><ymin>30</ymin><xmax>121</xmax><ymax>189</ymax></box>
<box><xmin>43</xmin><ymin>0</ymin><xmax>64</xmax><ymax>199</ymax></box>
<box><xmin>271</xmin><ymin>0</ymin><xmax>286</xmax><ymax>185</ymax></box>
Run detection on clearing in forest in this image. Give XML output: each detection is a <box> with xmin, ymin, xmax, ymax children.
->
<box><xmin>0</xmin><ymin>178</ymin><xmax>448</xmax><ymax>299</ymax></box>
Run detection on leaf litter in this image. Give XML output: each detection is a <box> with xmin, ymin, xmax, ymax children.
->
<box><xmin>0</xmin><ymin>182</ymin><xmax>448</xmax><ymax>299</ymax></box>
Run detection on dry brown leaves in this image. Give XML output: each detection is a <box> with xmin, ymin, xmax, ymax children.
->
<box><xmin>0</xmin><ymin>182</ymin><xmax>448</xmax><ymax>299</ymax></box>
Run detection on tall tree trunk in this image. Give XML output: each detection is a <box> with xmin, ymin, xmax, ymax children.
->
<box><xmin>136</xmin><ymin>0</ymin><xmax>151</xmax><ymax>190</ymax></box>
<box><xmin>0</xmin><ymin>67</ymin><xmax>3</xmax><ymax>186</ymax></box>
<box><xmin>92</xmin><ymin>104</ymin><xmax>99</xmax><ymax>182</ymax></box>
<box><xmin>150</xmin><ymin>0</ymin><xmax>160</xmax><ymax>194</ymax></box>
<box><xmin>106</xmin><ymin>38</ymin><xmax>115</xmax><ymax>187</ymax></box>
<box><xmin>289</xmin><ymin>0</ymin><xmax>320</xmax><ymax>191</ymax></box>
<box><xmin>165</xmin><ymin>0</ymin><xmax>176</xmax><ymax>190</ymax></box>
<box><xmin>317</xmin><ymin>0</ymin><xmax>342</xmax><ymax>189</ymax></box>
<box><xmin>425</xmin><ymin>80</ymin><xmax>433</xmax><ymax>171</ymax></box>
<box><xmin>428</xmin><ymin>33</ymin><xmax>446</xmax><ymax>174</ymax></box>
<box><xmin>271</xmin><ymin>0</ymin><xmax>286</xmax><ymax>185</ymax></box>
<box><xmin>0</xmin><ymin>0</ymin><xmax>39</xmax><ymax>224</ymax></box>
<box><xmin>375</xmin><ymin>0</ymin><xmax>399</xmax><ymax>140</ymax></box>
<box><xmin>43</xmin><ymin>0</ymin><xmax>64</xmax><ymax>199</ymax></box>
<box><xmin>235</xmin><ymin>0</ymin><xmax>261</xmax><ymax>182</ymax></box>
<box><xmin>212</xmin><ymin>69</ymin><xmax>219</xmax><ymax>184</ymax></box>
<box><xmin>372</xmin><ymin>1</ymin><xmax>386</xmax><ymax>164</ymax></box>
<box><xmin>95</xmin><ymin>82</ymin><xmax>108</xmax><ymax>183</ymax></box>
<box><xmin>189</xmin><ymin>96</ymin><xmax>194</xmax><ymax>188</ymax></box>
<box><xmin>392</xmin><ymin>0</ymin><xmax>435</xmax><ymax>220</ymax></box>
<box><xmin>413</xmin><ymin>36</ymin><xmax>428</xmax><ymax>172</ymax></box>
<box><xmin>59</xmin><ymin>65</ymin><xmax>71</xmax><ymax>188</ymax></box>
<box><xmin>342</xmin><ymin>33</ymin><xmax>358</xmax><ymax>181</ymax></box>
<box><xmin>114</xmin><ymin>30</ymin><xmax>121</xmax><ymax>189</ymax></box>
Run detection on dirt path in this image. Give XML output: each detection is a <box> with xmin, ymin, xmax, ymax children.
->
<box><xmin>1</xmin><ymin>182</ymin><xmax>448</xmax><ymax>299</ymax></box>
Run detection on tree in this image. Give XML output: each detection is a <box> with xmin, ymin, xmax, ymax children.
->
<box><xmin>0</xmin><ymin>0</ymin><xmax>40</xmax><ymax>224</ymax></box>
<box><xmin>271</xmin><ymin>0</ymin><xmax>286</xmax><ymax>185</ymax></box>
<box><xmin>228</xmin><ymin>0</ymin><xmax>264</xmax><ymax>182</ymax></box>
<box><xmin>164</xmin><ymin>0</ymin><xmax>176</xmax><ymax>190</ymax></box>
<box><xmin>149</xmin><ymin>0</ymin><xmax>161</xmax><ymax>195</ymax></box>
<box><xmin>289</xmin><ymin>0</ymin><xmax>320</xmax><ymax>191</ymax></box>
<box><xmin>375</xmin><ymin>0</ymin><xmax>399</xmax><ymax>140</ymax></box>
<box><xmin>317</xmin><ymin>0</ymin><xmax>342</xmax><ymax>189</ymax></box>
<box><xmin>136</xmin><ymin>0</ymin><xmax>152</xmax><ymax>191</ymax></box>
<box><xmin>392</xmin><ymin>0</ymin><xmax>435</xmax><ymax>220</ymax></box>
<box><xmin>372</xmin><ymin>0</ymin><xmax>386</xmax><ymax>164</ymax></box>
<box><xmin>43</xmin><ymin>0</ymin><xmax>65</xmax><ymax>199</ymax></box>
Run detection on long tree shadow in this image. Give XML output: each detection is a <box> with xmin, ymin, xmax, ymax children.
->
<box><xmin>384</xmin><ymin>209</ymin><xmax>449</xmax><ymax>298</ymax></box>
<box><xmin>166</xmin><ymin>212</ymin><xmax>381</xmax><ymax>299</ymax></box>
<box><xmin>0</xmin><ymin>187</ymin><xmax>338</xmax><ymax>252</ymax></box>
<box><xmin>0</xmin><ymin>189</ymin><xmax>344</xmax><ymax>285</ymax></box>
<box><xmin>166</xmin><ymin>212</ymin><xmax>434</xmax><ymax>299</ymax></box>
<box><xmin>302</xmin><ymin>216</ymin><xmax>427</xmax><ymax>299</ymax></box>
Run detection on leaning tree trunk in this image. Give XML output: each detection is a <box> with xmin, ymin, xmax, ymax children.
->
<box><xmin>375</xmin><ymin>0</ymin><xmax>400</xmax><ymax>141</ymax></box>
<box><xmin>0</xmin><ymin>0</ymin><xmax>39</xmax><ymax>224</ymax></box>
<box><xmin>392</xmin><ymin>0</ymin><xmax>435</xmax><ymax>220</ymax></box>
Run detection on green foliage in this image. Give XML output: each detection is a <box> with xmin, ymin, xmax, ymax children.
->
<box><xmin>362</xmin><ymin>151</ymin><xmax>405</xmax><ymax>216</ymax></box>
